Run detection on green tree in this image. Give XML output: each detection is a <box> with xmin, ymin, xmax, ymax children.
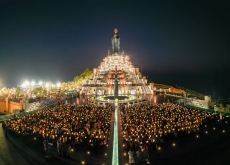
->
<box><xmin>73</xmin><ymin>68</ymin><xmax>93</xmax><ymax>84</ymax></box>
<box><xmin>16</xmin><ymin>87</ymin><xmax>20</xmax><ymax>98</ymax></box>
<box><xmin>73</xmin><ymin>76</ymin><xmax>80</xmax><ymax>82</ymax></box>
<box><xmin>226</xmin><ymin>104</ymin><xmax>230</xmax><ymax>112</ymax></box>
<box><xmin>33</xmin><ymin>87</ymin><xmax>47</xmax><ymax>97</ymax></box>
<box><xmin>208</xmin><ymin>99</ymin><xmax>216</xmax><ymax>108</ymax></box>
<box><xmin>219</xmin><ymin>104</ymin><xmax>225</xmax><ymax>112</ymax></box>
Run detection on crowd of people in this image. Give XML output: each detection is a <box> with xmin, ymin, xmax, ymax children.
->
<box><xmin>121</xmin><ymin>103</ymin><xmax>215</xmax><ymax>163</ymax></box>
<box><xmin>3</xmin><ymin>103</ymin><xmax>113</xmax><ymax>151</ymax></box>
<box><xmin>2</xmin><ymin>100</ymin><xmax>217</xmax><ymax>163</ymax></box>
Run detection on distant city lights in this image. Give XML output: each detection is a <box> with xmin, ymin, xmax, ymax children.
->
<box><xmin>57</xmin><ymin>82</ymin><xmax>61</xmax><ymax>87</ymax></box>
<box><xmin>31</xmin><ymin>81</ymin><xmax>35</xmax><ymax>86</ymax></box>
<box><xmin>20</xmin><ymin>80</ymin><xmax>62</xmax><ymax>89</ymax></box>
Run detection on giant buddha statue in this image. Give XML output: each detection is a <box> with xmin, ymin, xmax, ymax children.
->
<box><xmin>111</xmin><ymin>28</ymin><xmax>120</xmax><ymax>53</ymax></box>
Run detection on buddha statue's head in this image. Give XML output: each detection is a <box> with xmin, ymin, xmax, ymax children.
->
<box><xmin>114</xmin><ymin>28</ymin><xmax>118</xmax><ymax>34</ymax></box>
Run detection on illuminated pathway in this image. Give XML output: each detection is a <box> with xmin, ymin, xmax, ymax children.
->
<box><xmin>112</xmin><ymin>104</ymin><xmax>119</xmax><ymax>165</ymax></box>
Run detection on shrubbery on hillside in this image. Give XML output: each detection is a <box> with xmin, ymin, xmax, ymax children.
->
<box><xmin>73</xmin><ymin>68</ymin><xmax>93</xmax><ymax>85</ymax></box>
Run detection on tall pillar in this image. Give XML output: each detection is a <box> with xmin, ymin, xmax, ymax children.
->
<box><xmin>114</xmin><ymin>80</ymin><xmax>118</xmax><ymax>98</ymax></box>
<box><xmin>204</xmin><ymin>96</ymin><xmax>210</xmax><ymax>109</ymax></box>
<box><xmin>114</xmin><ymin>65</ymin><xmax>119</xmax><ymax>99</ymax></box>
<box><xmin>20</xmin><ymin>100</ymin><xmax>24</xmax><ymax>110</ymax></box>
<box><xmin>23</xmin><ymin>99</ymin><xmax>29</xmax><ymax>111</ymax></box>
<box><xmin>5</xmin><ymin>97</ymin><xmax>9</xmax><ymax>114</ymax></box>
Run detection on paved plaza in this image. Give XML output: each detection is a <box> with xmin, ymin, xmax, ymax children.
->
<box><xmin>1</xmin><ymin>100</ymin><xmax>230</xmax><ymax>165</ymax></box>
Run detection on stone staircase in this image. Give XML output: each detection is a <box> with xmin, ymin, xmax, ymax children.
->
<box><xmin>133</xmin><ymin>74</ymin><xmax>152</xmax><ymax>95</ymax></box>
<box><xmin>143</xmin><ymin>84</ymin><xmax>152</xmax><ymax>94</ymax></box>
<box><xmin>83</xmin><ymin>71</ymin><xmax>100</xmax><ymax>95</ymax></box>
<box><xmin>92</xmin><ymin>72</ymin><xmax>99</xmax><ymax>85</ymax></box>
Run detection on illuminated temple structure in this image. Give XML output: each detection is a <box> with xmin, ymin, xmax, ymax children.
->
<box><xmin>80</xmin><ymin>29</ymin><xmax>156</xmax><ymax>99</ymax></box>
<box><xmin>81</xmin><ymin>50</ymin><xmax>153</xmax><ymax>98</ymax></box>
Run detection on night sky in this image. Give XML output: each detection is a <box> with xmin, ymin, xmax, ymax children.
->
<box><xmin>0</xmin><ymin>0</ymin><xmax>229</xmax><ymax>98</ymax></box>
